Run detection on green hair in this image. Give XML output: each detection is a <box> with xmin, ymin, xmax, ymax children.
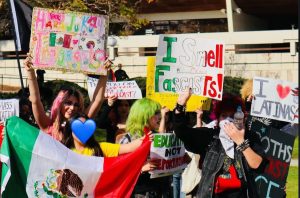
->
<box><xmin>126</xmin><ymin>98</ymin><xmax>161</xmax><ymax>138</ymax></box>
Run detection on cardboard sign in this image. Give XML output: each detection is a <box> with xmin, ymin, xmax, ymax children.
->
<box><xmin>105</xmin><ymin>81</ymin><xmax>142</xmax><ymax>99</ymax></box>
<box><xmin>30</xmin><ymin>7</ymin><xmax>108</xmax><ymax>75</ymax></box>
<box><xmin>0</xmin><ymin>99</ymin><xmax>19</xmax><ymax>122</ymax></box>
<box><xmin>150</xmin><ymin>133</ymin><xmax>187</xmax><ymax>178</ymax></box>
<box><xmin>155</xmin><ymin>35</ymin><xmax>225</xmax><ymax>100</ymax></box>
<box><xmin>146</xmin><ymin>57</ymin><xmax>211</xmax><ymax>111</ymax></box>
<box><xmin>249</xmin><ymin>117</ymin><xmax>295</xmax><ymax>198</ymax></box>
<box><xmin>87</xmin><ymin>77</ymin><xmax>142</xmax><ymax>100</ymax></box>
<box><xmin>251</xmin><ymin>77</ymin><xmax>298</xmax><ymax>123</ymax></box>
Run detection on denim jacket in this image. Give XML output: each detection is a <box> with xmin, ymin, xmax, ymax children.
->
<box><xmin>173</xmin><ymin>112</ymin><xmax>265</xmax><ymax>198</ymax></box>
<box><xmin>196</xmin><ymin>135</ymin><xmax>262</xmax><ymax>198</ymax></box>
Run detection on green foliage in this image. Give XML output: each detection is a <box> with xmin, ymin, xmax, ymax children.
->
<box><xmin>0</xmin><ymin>0</ymin><xmax>12</xmax><ymax>39</ymax></box>
<box><xmin>0</xmin><ymin>0</ymin><xmax>152</xmax><ymax>39</ymax></box>
<box><xmin>0</xmin><ymin>76</ymin><xmax>246</xmax><ymax>100</ymax></box>
<box><xmin>0</xmin><ymin>92</ymin><xmax>18</xmax><ymax>99</ymax></box>
<box><xmin>127</xmin><ymin>76</ymin><xmax>246</xmax><ymax>97</ymax></box>
<box><xmin>130</xmin><ymin>76</ymin><xmax>146</xmax><ymax>97</ymax></box>
<box><xmin>44</xmin><ymin>80</ymin><xmax>90</xmax><ymax>107</ymax></box>
<box><xmin>94</xmin><ymin>128</ymin><xmax>106</xmax><ymax>142</ymax></box>
<box><xmin>223</xmin><ymin>76</ymin><xmax>246</xmax><ymax>96</ymax></box>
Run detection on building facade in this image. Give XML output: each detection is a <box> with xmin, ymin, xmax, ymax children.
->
<box><xmin>0</xmin><ymin>0</ymin><xmax>298</xmax><ymax>90</ymax></box>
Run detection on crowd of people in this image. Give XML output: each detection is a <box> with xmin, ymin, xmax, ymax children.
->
<box><xmin>0</xmin><ymin>53</ymin><xmax>297</xmax><ymax>198</ymax></box>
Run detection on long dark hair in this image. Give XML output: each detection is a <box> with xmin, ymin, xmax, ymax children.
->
<box><xmin>109</xmin><ymin>99</ymin><xmax>132</xmax><ymax>126</ymax></box>
<box><xmin>62</xmin><ymin>113</ymin><xmax>103</xmax><ymax>157</ymax></box>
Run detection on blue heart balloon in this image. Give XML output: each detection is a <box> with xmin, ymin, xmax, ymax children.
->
<box><xmin>71</xmin><ymin>119</ymin><xmax>96</xmax><ymax>144</ymax></box>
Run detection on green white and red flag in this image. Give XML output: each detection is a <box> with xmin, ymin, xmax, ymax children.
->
<box><xmin>1</xmin><ymin>116</ymin><xmax>150</xmax><ymax>198</ymax></box>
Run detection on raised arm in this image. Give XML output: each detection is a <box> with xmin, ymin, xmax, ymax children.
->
<box><xmin>85</xmin><ymin>60</ymin><xmax>111</xmax><ymax>118</ymax></box>
<box><xmin>97</xmin><ymin>95</ymin><xmax>117</xmax><ymax>128</ymax></box>
<box><xmin>195</xmin><ymin>108</ymin><xmax>203</xmax><ymax>127</ymax></box>
<box><xmin>118</xmin><ymin>132</ymin><xmax>153</xmax><ymax>154</ymax></box>
<box><xmin>24</xmin><ymin>54</ymin><xmax>51</xmax><ymax>132</ymax></box>
<box><xmin>173</xmin><ymin>89</ymin><xmax>213</xmax><ymax>154</ymax></box>
<box><xmin>158</xmin><ymin>106</ymin><xmax>170</xmax><ymax>133</ymax></box>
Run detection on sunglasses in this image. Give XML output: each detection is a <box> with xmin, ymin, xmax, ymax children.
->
<box><xmin>64</xmin><ymin>101</ymin><xmax>80</xmax><ymax>108</ymax></box>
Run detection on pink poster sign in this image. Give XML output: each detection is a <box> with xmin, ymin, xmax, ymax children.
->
<box><xmin>30</xmin><ymin>7</ymin><xmax>108</xmax><ymax>75</ymax></box>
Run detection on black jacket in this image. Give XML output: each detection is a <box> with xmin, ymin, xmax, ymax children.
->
<box><xmin>173</xmin><ymin>111</ymin><xmax>266</xmax><ymax>198</ymax></box>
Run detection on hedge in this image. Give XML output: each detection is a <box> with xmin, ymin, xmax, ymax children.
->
<box><xmin>0</xmin><ymin>76</ymin><xmax>246</xmax><ymax>104</ymax></box>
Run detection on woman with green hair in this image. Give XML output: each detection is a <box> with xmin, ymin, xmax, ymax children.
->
<box><xmin>119</xmin><ymin>98</ymin><xmax>162</xmax><ymax>143</ymax></box>
<box><xmin>119</xmin><ymin>98</ymin><xmax>172</xmax><ymax>197</ymax></box>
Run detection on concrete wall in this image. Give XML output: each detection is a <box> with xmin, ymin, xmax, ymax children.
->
<box><xmin>0</xmin><ymin>30</ymin><xmax>298</xmax><ymax>91</ymax></box>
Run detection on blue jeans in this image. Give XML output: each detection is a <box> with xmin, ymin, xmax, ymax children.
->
<box><xmin>172</xmin><ymin>172</ymin><xmax>185</xmax><ymax>198</ymax></box>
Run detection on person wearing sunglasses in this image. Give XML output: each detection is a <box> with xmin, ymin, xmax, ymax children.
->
<box><xmin>24</xmin><ymin>53</ymin><xmax>110</xmax><ymax>141</ymax></box>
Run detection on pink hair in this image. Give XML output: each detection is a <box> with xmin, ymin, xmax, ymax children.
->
<box><xmin>47</xmin><ymin>90</ymin><xmax>68</xmax><ymax>140</ymax></box>
<box><xmin>50</xmin><ymin>90</ymin><xmax>67</xmax><ymax>122</ymax></box>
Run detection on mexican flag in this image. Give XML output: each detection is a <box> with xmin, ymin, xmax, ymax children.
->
<box><xmin>1</xmin><ymin>116</ymin><xmax>151</xmax><ymax>197</ymax></box>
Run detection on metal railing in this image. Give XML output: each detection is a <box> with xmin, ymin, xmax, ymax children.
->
<box><xmin>0</xmin><ymin>74</ymin><xmax>88</xmax><ymax>92</ymax></box>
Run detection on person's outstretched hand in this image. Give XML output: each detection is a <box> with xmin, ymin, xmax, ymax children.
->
<box><xmin>103</xmin><ymin>59</ymin><xmax>113</xmax><ymax>70</ymax></box>
<box><xmin>107</xmin><ymin>95</ymin><xmax>118</xmax><ymax>106</ymax></box>
<box><xmin>195</xmin><ymin>108</ymin><xmax>203</xmax><ymax>119</ymax></box>
<box><xmin>141</xmin><ymin>161</ymin><xmax>158</xmax><ymax>173</ymax></box>
<box><xmin>24</xmin><ymin>53</ymin><xmax>34</xmax><ymax>71</ymax></box>
<box><xmin>246</xmin><ymin>94</ymin><xmax>256</xmax><ymax>102</ymax></box>
<box><xmin>177</xmin><ymin>88</ymin><xmax>192</xmax><ymax>106</ymax></box>
<box><xmin>140</xmin><ymin>131</ymin><xmax>154</xmax><ymax>142</ymax></box>
<box><xmin>161</xmin><ymin>106</ymin><xmax>170</xmax><ymax>119</ymax></box>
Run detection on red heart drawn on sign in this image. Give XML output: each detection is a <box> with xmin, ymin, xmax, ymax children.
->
<box><xmin>276</xmin><ymin>84</ymin><xmax>291</xmax><ymax>99</ymax></box>
<box><xmin>73</xmin><ymin>40</ymin><xmax>78</xmax><ymax>45</ymax></box>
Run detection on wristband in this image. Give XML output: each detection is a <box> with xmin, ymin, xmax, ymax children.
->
<box><xmin>236</xmin><ymin>139</ymin><xmax>250</xmax><ymax>152</ymax></box>
<box><xmin>175</xmin><ymin>103</ymin><xmax>186</xmax><ymax>113</ymax></box>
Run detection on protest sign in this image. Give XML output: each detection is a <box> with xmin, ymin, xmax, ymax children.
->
<box><xmin>146</xmin><ymin>57</ymin><xmax>211</xmax><ymax>111</ymax></box>
<box><xmin>30</xmin><ymin>7</ymin><xmax>108</xmax><ymax>75</ymax></box>
<box><xmin>150</xmin><ymin>133</ymin><xmax>187</xmax><ymax>178</ymax></box>
<box><xmin>87</xmin><ymin>76</ymin><xmax>98</xmax><ymax>100</ymax></box>
<box><xmin>87</xmin><ymin>76</ymin><xmax>142</xmax><ymax>100</ymax></box>
<box><xmin>251</xmin><ymin>77</ymin><xmax>298</xmax><ymax>123</ymax></box>
<box><xmin>0</xmin><ymin>99</ymin><xmax>19</xmax><ymax>122</ymax></box>
<box><xmin>155</xmin><ymin>34</ymin><xmax>225</xmax><ymax>100</ymax></box>
<box><xmin>249</xmin><ymin>117</ymin><xmax>295</xmax><ymax>198</ymax></box>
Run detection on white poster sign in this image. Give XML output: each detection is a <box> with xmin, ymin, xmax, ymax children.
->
<box><xmin>87</xmin><ymin>77</ymin><xmax>142</xmax><ymax>100</ymax></box>
<box><xmin>155</xmin><ymin>34</ymin><xmax>225</xmax><ymax>100</ymax></box>
<box><xmin>0</xmin><ymin>99</ymin><xmax>19</xmax><ymax>122</ymax></box>
<box><xmin>87</xmin><ymin>76</ymin><xmax>98</xmax><ymax>100</ymax></box>
<box><xmin>30</xmin><ymin>7</ymin><xmax>108</xmax><ymax>75</ymax></box>
<box><xmin>150</xmin><ymin>133</ymin><xmax>187</xmax><ymax>178</ymax></box>
<box><xmin>251</xmin><ymin>77</ymin><xmax>298</xmax><ymax>123</ymax></box>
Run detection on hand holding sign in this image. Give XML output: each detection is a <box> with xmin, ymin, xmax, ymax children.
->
<box><xmin>107</xmin><ymin>95</ymin><xmax>118</xmax><ymax>107</ymax></box>
<box><xmin>141</xmin><ymin>160</ymin><xmax>158</xmax><ymax>173</ymax></box>
<box><xmin>177</xmin><ymin>88</ymin><xmax>193</xmax><ymax>106</ymax></box>
<box><xmin>24</xmin><ymin>53</ymin><xmax>34</xmax><ymax>71</ymax></box>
